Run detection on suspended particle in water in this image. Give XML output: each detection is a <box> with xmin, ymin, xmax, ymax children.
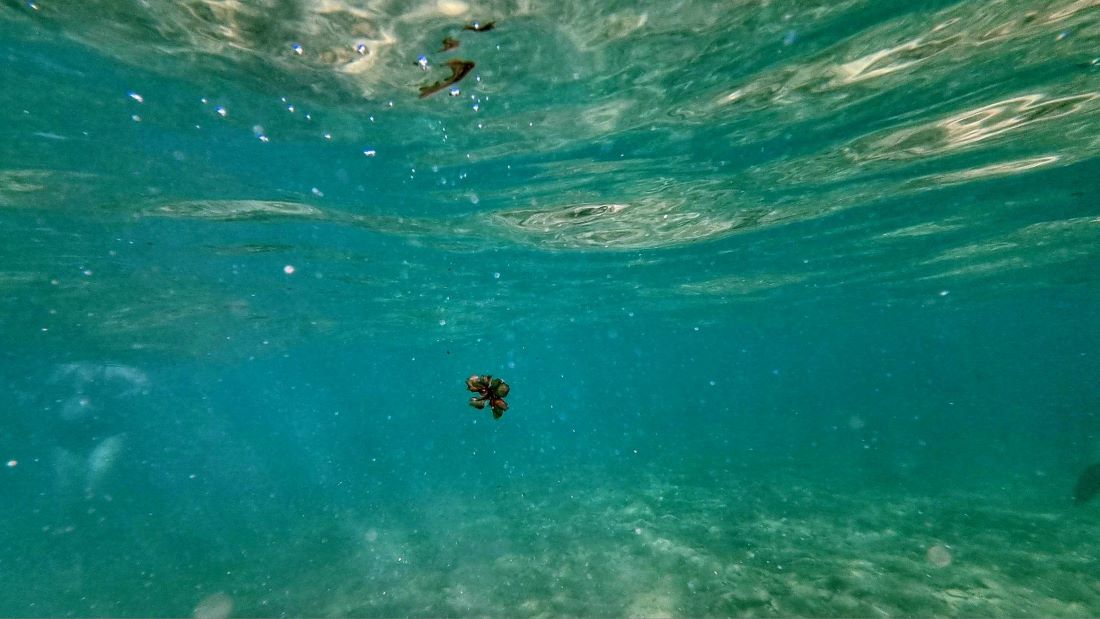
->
<box><xmin>6</xmin><ymin>460</ymin><xmax>16</xmax><ymax>468</ymax></box>
<box><xmin>363</xmin><ymin>149</ymin><xmax>377</xmax><ymax>157</ymax></box>
<box><xmin>355</xmin><ymin>42</ymin><xmax>367</xmax><ymax>55</ymax></box>
<box><xmin>291</xmin><ymin>42</ymin><xmax>304</xmax><ymax>55</ymax></box>
<box><xmin>127</xmin><ymin>92</ymin><xmax>144</xmax><ymax>103</ymax></box>
<box><xmin>131</xmin><ymin>115</ymin><xmax>141</xmax><ymax>122</ymax></box>
<box><xmin>287</xmin><ymin>105</ymin><xmax>295</xmax><ymax>113</ymax></box>
<box><xmin>323</xmin><ymin>132</ymin><xmax>332</xmax><ymax>140</ymax></box>
<box><xmin>417</xmin><ymin>55</ymin><xmax>430</xmax><ymax>71</ymax></box>
<box><xmin>257</xmin><ymin>134</ymin><xmax>269</xmax><ymax>142</ymax></box>
<box><xmin>283</xmin><ymin>265</ymin><xmax>295</xmax><ymax>275</ymax></box>
<box><xmin>311</xmin><ymin>187</ymin><xmax>324</xmax><ymax>197</ymax></box>
<box><xmin>449</xmin><ymin>87</ymin><xmax>461</xmax><ymax>97</ymax></box>
<box><xmin>439</xmin><ymin>319</ymin><xmax>447</xmax><ymax>326</ymax></box>
<box><xmin>215</xmin><ymin>106</ymin><xmax>227</xmax><ymax>117</ymax></box>
<box><xmin>472</xmin><ymin>103</ymin><xmax>480</xmax><ymax>112</ymax></box>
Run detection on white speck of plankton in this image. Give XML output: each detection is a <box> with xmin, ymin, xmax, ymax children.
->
<box><xmin>284</xmin><ymin>265</ymin><xmax>295</xmax><ymax>275</ymax></box>
<box><xmin>127</xmin><ymin>92</ymin><xmax>144</xmax><ymax>103</ymax></box>
<box><xmin>6</xmin><ymin>460</ymin><xmax>17</xmax><ymax>468</ymax></box>
<box><xmin>363</xmin><ymin>149</ymin><xmax>377</xmax><ymax>157</ymax></box>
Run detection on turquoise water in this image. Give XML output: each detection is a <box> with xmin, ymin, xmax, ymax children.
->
<box><xmin>2</xmin><ymin>0</ymin><xmax>1100</xmax><ymax>615</ymax></box>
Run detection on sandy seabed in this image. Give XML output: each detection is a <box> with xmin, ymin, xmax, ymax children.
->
<box><xmin>208</xmin><ymin>464</ymin><xmax>1100</xmax><ymax>618</ymax></box>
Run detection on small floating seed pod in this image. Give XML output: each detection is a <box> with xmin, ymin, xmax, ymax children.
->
<box><xmin>494</xmin><ymin>381</ymin><xmax>509</xmax><ymax>398</ymax></box>
<box><xmin>489</xmin><ymin>377</ymin><xmax>503</xmax><ymax>390</ymax></box>
<box><xmin>490</xmin><ymin>398</ymin><xmax>508</xmax><ymax>412</ymax></box>
<box><xmin>469</xmin><ymin>396</ymin><xmax>487</xmax><ymax>409</ymax></box>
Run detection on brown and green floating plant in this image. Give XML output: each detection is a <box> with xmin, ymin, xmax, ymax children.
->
<box><xmin>466</xmin><ymin>374</ymin><xmax>510</xmax><ymax>419</ymax></box>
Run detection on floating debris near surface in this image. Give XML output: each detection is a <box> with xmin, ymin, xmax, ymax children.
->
<box><xmin>419</xmin><ymin>59</ymin><xmax>475</xmax><ymax>98</ymax></box>
<box><xmin>464</xmin><ymin>21</ymin><xmax>495</xmax><ymax>32</ymax></box>
<box><xmin>466</xmin><ymin>374</ymin><xmax>510</xmax><ymax>419</ymax></box>
<box><xmin>440</xmin><ymin>37</ymin><xmax>460</xmax><ymax>52</ymax></box>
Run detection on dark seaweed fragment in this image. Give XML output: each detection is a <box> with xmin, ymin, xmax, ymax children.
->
<box><xmin>440</xmin><ymin>37</ymin><xmax>460</xmax><ymax>51</ymax></box>
<box><xmin>418</xmin><ymin>59</ymin><xmax>475</xmax><ymax>98</ymax></box>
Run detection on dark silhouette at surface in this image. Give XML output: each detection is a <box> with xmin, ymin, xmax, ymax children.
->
<box><xmin>419</xmin><ymin>59</ymin><xmax>475</xmax><ymax>98</ymax></box>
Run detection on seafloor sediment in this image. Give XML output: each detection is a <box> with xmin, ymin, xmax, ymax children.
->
<box><xmin>203</xmin><ymin>464</ymin><xmax>1100</xmax><ymax>618</ymax></box>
